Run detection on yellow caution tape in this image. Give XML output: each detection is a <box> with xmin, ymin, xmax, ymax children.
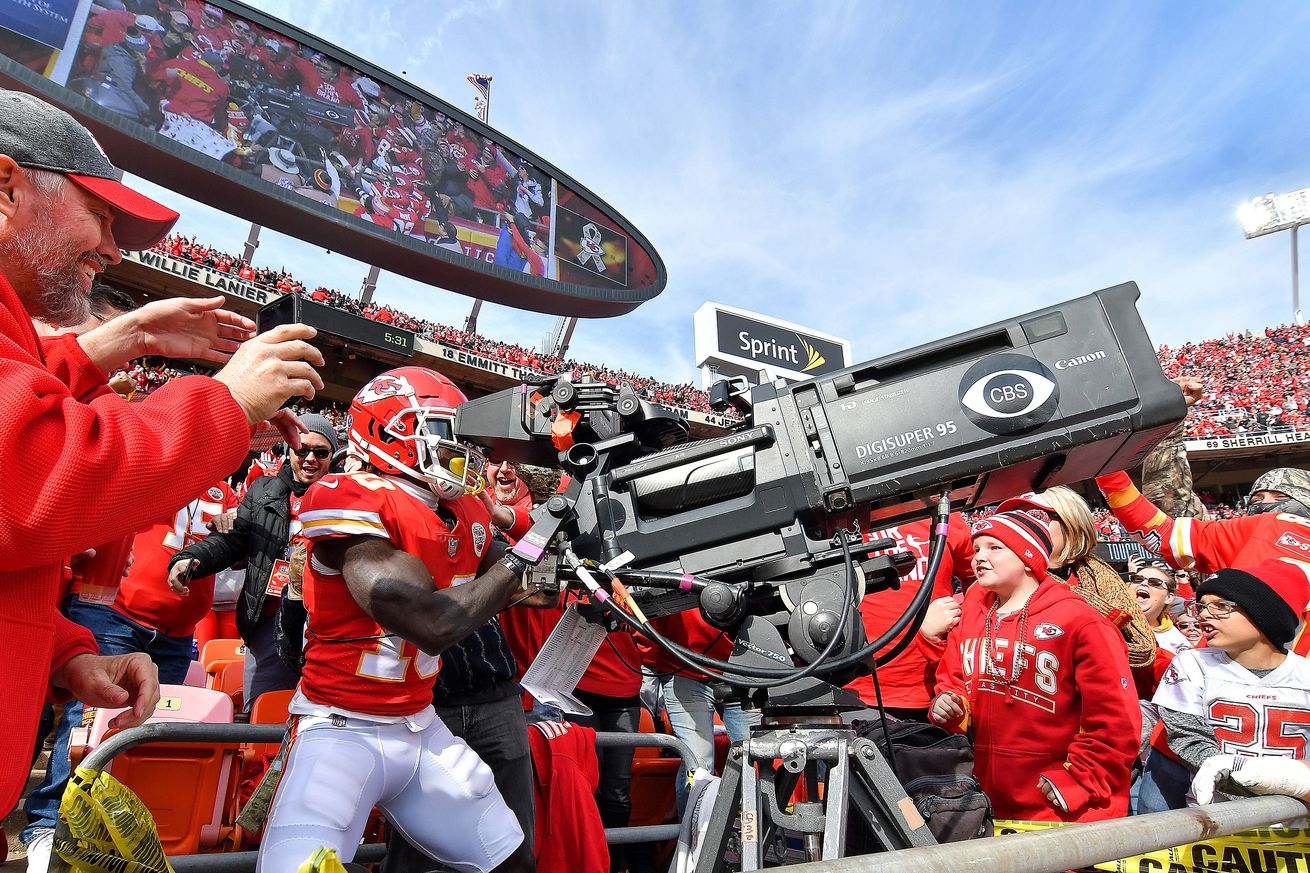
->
<box><xmin>997</xmin><ymin>818</ymin><xmax>1310</xmax><ymax>873</ymax></box>
<box><xmin>297</xmin><ymin>846</ymin><xmax>349</xmax><ymax>873</ymax></box>
<box><xmin>54</xmin><ymin>767</ymin><xmax>174</xmax><ymax>873</ymax></box>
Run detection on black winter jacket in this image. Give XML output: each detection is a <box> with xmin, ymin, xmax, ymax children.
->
<box><xmin>169</xmin><ymin>465</ymin><xmax>309</xmax><ymax>642</ymax></box>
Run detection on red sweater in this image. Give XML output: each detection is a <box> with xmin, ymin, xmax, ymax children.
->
<box><xmin>637</xmin><ymin>609</ymin><xmax>733</xmax><ymax>683</ymax></box>
<box><xmin>529</xmin><ymin>721</ymin><xmax>609</xmax><ymax>873</ymax></box>
<box><xmin>0</xmin><ymin>271</ymin><xmax>251</xmax><ymax>813</ymax></box>
<box><xmin>846</xmin><ymin>515</ymin><xmax>975</xmax><ymax>709</ymax></box>
<box><xmin>933</xmin><ymin>579</ymin><xmax>1140</xmax><ymax>822</ymax></box>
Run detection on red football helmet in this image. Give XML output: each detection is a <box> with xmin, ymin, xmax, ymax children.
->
<box><xmin>347</xmin><ymin>367</ymin><xmax>485</xmax><ymax>499</ymax></box>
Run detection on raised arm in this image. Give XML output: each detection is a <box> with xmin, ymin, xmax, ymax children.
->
<box><xmin>317</xmin><ymin>534</ymin><xmax>526</xmax><ymax>656</ymax></box>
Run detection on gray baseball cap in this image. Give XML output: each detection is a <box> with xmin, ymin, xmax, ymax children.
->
<box><xmin>0</xmin><ymin>88</ymin><xmax>178</xmax><ymax>249</ymax></box>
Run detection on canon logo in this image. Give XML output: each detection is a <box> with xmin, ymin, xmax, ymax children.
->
<box><xmin>1054</xmin><ymin>350</ymin><xmax>1107</xmax><ymax>370</ymax></box>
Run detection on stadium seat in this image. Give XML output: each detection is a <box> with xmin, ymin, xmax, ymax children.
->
<box><xmin>201</xmin><ymin>638</ymin><xmax>246</xmax><ymax>673</ymax></box>
<box><xmin>627</xmin><ymin>707</ymin><xmax>679</xmax><ymax>829</ymax></box>
<box><xmin>246</xmin><ymin>688</ymin><xmax>294</xmax><ymax>757</ymax></box>
<box><xmin>74</xmin><ymin>684</ymin><xmax>243</xmax><ymax>855</ymax></box>
<box><xmin>212</xmin><ymin>659</ymin><xmax>245</xmax><ymax>711</ymax></box>
<box><xmin>184</xmin><ymin>659</ymin><xmax>207</xmax><ymax>688</ymax></box>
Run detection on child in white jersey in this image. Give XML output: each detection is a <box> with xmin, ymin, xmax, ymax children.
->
<box><xmin>1152</xmin><ymin>558</ymin><xmax>1310</xmax><ymax>804</ymax></box>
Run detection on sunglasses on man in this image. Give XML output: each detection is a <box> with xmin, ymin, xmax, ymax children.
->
<box><xmin>1129</xmin><ymin>574</ymin><xmax>1171</xmax><ymax>590</ymax></box>
<box><xmin>292</xmin><ymin>446</ymin><xmax>332</xmax><ymax>460</ymax></box>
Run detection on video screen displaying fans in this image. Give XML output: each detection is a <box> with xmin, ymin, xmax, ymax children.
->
<box><xmin>0</xmin><ymin>0</ymin><xmax>657</xmax><ymax>294</ymax></box>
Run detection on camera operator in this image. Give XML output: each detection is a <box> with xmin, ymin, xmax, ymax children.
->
<box><xmin>0</xmin><ymin>89</ymin><xmax>322</xmax><ymax>828</ymax></box>
<box><xmin>845</xmin><ymin>513</ymin><xmax>976</xmax><ymax>722</ymax></box>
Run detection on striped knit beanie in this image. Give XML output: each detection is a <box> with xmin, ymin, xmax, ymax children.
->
<box><xmin>971</xmin><ymin>510</ymin><xmax>1053</xmax><ymax>581</ymax></box>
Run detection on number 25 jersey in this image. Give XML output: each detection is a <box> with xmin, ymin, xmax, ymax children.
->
<box><xmin>1155</xmin><ymin>647</ymin><xmax>1310</xmax><ymax>758</ymax></box>
<box><xmin>298</xmin><ymin>472</ymin><xmax>494</xmax><ymax>717</ymax></box>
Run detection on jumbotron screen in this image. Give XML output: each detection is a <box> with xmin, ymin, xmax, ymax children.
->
<box><xmin>0</xmin><ymin>0</ymin><xmax>663</xmax><ymax>317</ymax></box>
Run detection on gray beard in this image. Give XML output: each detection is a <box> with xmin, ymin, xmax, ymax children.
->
<box><xmin>0</xmin><ymin>223</ymin><xmax>93</xmax><ymax>328</ymax></box>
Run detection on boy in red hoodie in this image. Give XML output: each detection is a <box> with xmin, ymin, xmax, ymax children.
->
<box><xmin>930</xmin><ymin>510</ymin><xmax>1141</xmax><ymax>822</ymax></box>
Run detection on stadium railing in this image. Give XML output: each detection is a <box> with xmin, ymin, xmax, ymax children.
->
<box><xmin>51</xmin><ymin>721</ymin><xmax>698</xmax><ymax>872</ymax></box>
<box><xmin>775</xmin><ymin>795</ymin><xmax>1309</xmax><ymax>873</ymax></box>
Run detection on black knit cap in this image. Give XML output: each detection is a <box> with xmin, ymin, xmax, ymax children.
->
<box><xmin>1197</xmin><ymin>561</ymin><xmax>1310</xmax><ymax>652</ymax></box>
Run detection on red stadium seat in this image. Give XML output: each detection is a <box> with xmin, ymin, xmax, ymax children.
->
<box><xmin>627</xmin><ymin>707</ymin><xmax>679</xmax><ymax>829</ymax></box>
<box><xmin>246</xmin><ymin>688</ymin><xmax>293</xmax><ymax>757</ymax></box>
<box><xmin>211</xmin><ymin>659</ymin><xmax>245</xmax><ymax>711</ymax></box>
<box><xmin>72</xmin><ymin>684</ymin><xmax>243</xmax><ymax>855</ymax></box>
<box><xmin>201</xmin><ymin>638</ymin><xmax>246</xmax><ymax>673</ymax></box>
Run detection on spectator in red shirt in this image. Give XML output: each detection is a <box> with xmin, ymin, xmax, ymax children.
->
<box><xmin>20</xmin><ymin>482</ymin><xmax>238</xmax><ymax>868</ymax></box>
<box><xmin>249</xmin><ymin>37</ymin><xmax>298</xmax><ymax>86</ymax></box>
<box><xmin>293</xmin><ymin>53</ymin><xmax>362</xmax><ymax>109</ymax></box>
<box><xmin>0</xmin><ymin>89</ymin><xmax>324</xmax><ymax>830</ymax></box>
<box><xmin>157</xmin><ymin>48</ymin><xmax>234</xmax><ymax>161</ymax></box>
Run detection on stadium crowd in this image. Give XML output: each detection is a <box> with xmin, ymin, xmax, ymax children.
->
<box><xmin>63</xmin><ymin>0</ymin><xmax>564</xmax><ymax>281</ymax></box>
<box><xmin>1158</xmin><ymin>323</ymin><xmax>1310</xmax><ymax>437</ymax></box>
<box><xmin>8</xmin><ymin>86</ymin><xmax>1310</xmax><ymax>873</ymax></box>
<box><xmin>152</xmin><ymin>227</ymin><xmax>1310</xmax><ymax>429</ymax></box>
<box><xmin>151</xmin><ymin>232</ymin><xmax>724</xmax><ymax>414</ymax></box>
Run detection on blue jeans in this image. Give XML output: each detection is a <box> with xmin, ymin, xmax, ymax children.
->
<box><xmin>1136</xmin><ymin>749</ymin><xmax>1192</xmax><ymax>814</ymax></box>
<box><xmin>22</xmin><ymin>598</ymin><xmax>193</xmax><ymax>840</ymax></box>
<box><xmin>660</xmin><ymin>675</ymin><xmax>759</xmax><ymax>816</ymax></box>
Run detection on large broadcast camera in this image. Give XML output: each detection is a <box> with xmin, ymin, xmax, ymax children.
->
<box><xmin>457</xmin><ymin>282</ymin><xmax>1184</xmax><ymax>710</ymax></box>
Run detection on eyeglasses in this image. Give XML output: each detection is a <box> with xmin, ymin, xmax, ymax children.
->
<box><xmin>1197</xmin><ymin>600</ymin><xmax>1240</xmax><ymax>619</ymax></box>
<box><xmin>292</xmin><ymin>446</ymin><xmax>332</xmax><ymax>460</ymax></box>
<box><xmin>1130</xmin><ymin>574</ymin><xmax>1171</xmax><ymax>590</ymax></box>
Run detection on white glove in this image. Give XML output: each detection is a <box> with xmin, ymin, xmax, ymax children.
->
<box><xmin>1193</xmin><ymin>754</ymin><xmax>1310</xmax><ymax>804</ymax></box>
<box><xmin>1228</xmin><ymin>756</ymin><xmax>1310</xmax><ymax>800</ymax></box>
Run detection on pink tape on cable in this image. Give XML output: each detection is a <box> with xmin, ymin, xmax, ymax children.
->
<box><xmin>936</xmin><ymin>522</ymin><xmax>951</xmax><ymax>536</ymax></box>
<box><xmin>679</xmin><ymin>574</ymin><xmax>694</xmax><ymax>592</ymax></box>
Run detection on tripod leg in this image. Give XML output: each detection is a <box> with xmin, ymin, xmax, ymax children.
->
<box><xmin>821</xmin><ymin>736</ymin><xmax>851</xmax><ymax>860</ymax></box>
<box><xmin>847</xmin><ymin>737</ymin><xmax>936</xmax><ymax>850</ymax></box>
<box><xmin>739</xmin><ymin>738</ymin><xmax>763</xmax><ymax>872</ymax></box>
<box><xmin>694</xmin><ymin>746</ymin><xmax>743</xmax><ymax>873</ymax></box>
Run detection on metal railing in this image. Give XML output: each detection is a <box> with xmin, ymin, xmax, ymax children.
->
<box><xmin>49</xmin><ymin>720</ymin><xmax>1310</xmax><ymax>873</ymax></box>
<box><xmin>51</xmin><ymin>721</ymin><xmax>697</xmax><ymax>873</ymax></box>
<box><xmin>776</xmin><ymin>795</ymin><xmax>1310</xmax><ymax>873</ymax></box>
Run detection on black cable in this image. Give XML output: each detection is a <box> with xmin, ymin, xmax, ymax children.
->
<box><xmin>612</xmin><ymin>491</ymin><xmax>953</xmax><ymax>680</ymax></box>
<box><xmin>867</xmin><ymin>648</ymin><xmax>899</xmax><ymax>780</ymax></box>
<box><xmin>556</xmin><ymin>492</ymin><xmax>952</xmax><ymax>689</ymax></box>
<box><xmin>567</xmin><ymin>588</ymin><xmax>726</xmax><ymax>679</ymax></box>
<box><xmin>574</xmin><ymin>532</ymin><xmax>861</xmax><ymax>689</ymax></box>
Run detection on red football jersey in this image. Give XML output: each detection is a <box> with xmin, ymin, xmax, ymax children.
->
<box><xmin>112</xmin><ymin>482</ymin><xmax>238</xmax><ymax>636</ymax></box>
<box><xmin>298</xmin><ymin>472</ymin><xmax>494</xmax><ymax>717</ymax></box>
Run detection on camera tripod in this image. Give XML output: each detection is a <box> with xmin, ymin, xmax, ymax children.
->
<box><xmin>692</xmin><ymin>678</ymin><xmax>937</xmax><ymax>872</ymax></box>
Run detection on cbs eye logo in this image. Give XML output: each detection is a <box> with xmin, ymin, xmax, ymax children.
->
<box><xmin>958</xmin><ymin>354</ymin><xmax>1059</xmax><ymax>435</ymax></box>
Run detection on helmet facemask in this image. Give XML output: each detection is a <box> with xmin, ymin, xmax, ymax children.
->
<box><xmin>382</xmin><ymin>406</ymin><xmax>486</xmax><ymax>499</ymax></box>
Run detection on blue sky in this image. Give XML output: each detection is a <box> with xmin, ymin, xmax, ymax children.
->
<box><xmin>128</xmin><ymin>1</ymin><xmax>1310</xmax><ymax>385</ymax></box>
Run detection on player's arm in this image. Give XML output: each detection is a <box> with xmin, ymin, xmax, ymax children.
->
<box><xmin>317</xmin><ymin>534</ymin><xmax>526</xmax><ymax>656</ymax></box>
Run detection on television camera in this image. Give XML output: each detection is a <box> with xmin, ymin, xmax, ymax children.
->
<box><xmin>457</xmin><ymin>281</ymin><xmax>1185</xmax><ymax>707</ymax></box>
<box><xmin>463</xmin><ymin>282</ymin><xmax>1181</xmax><ymax>867</ymax></box>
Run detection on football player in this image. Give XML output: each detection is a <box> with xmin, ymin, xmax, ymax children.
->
<box><xmin>256</xmin><ymin>367</ymin><xmax>534</xmax><ymax>873</ymax></box>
